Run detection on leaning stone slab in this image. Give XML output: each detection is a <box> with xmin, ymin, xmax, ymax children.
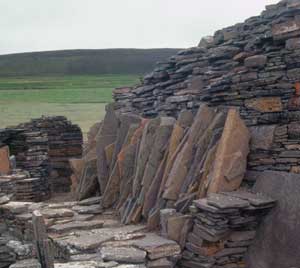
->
<box><xmin>164</xmin><ymin>104</ymin><xmax>216</xmax><ymax>200</ymax></box>
<box><xmin>96</xmin><ymin>103</ymin><xmax>119</xmax><ymax>194</ymax></box>
<box><xmin>246</xmin><ymin>171</ymin><xmax>300</xmax><ymax>268</ymax></box>
<box><xmin>139</xmin><ymin>117</ymin><xmax>175</xmax><ymax>207</ymax></box>
<box><xmin>100</xmin><ymin>246</ymin><xmax>146</xmax><ymax>264</ymax></box>
<box><xmin>207</xmin><ymin>109</ymin><xmax>250</xmax><ymax>194</ymax></box>
<box><xmin>110</xmin><ymin>113</ymin><xmax>142</xmax><ymax>173</ymax></box>
<box><xmin>77</xmin><ymin>159</ymin><xmax>99</xmax><ymax>201</ymax></box>
<box><xmin>0</xmin><ymin>146</ymin><xmax>10</xmax><ymax>175</ymax></box>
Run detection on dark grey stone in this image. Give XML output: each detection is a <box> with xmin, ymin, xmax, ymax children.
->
<box><xmin>246</xmin><ymin>171</ymin><xmax>300</xmax><ymax>268</ymax></box>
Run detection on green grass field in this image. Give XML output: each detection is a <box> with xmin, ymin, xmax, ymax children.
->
<box><xmin>0</xmin><ymin>75</ymin><xmax>140</xmax><ymax>136</ymax></box>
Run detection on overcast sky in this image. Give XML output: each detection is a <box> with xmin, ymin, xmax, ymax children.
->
<box><xmin>0</xmin><ymin>0</ymin><xmax>279</xmax><ymax>55</ymax></box>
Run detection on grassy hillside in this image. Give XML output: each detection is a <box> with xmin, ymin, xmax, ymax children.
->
<box><xmin>0</xmin><ymin>75</ymin><xmax>139</xmax><ymax>135</ymax></box>
<box><xmin>0</xmin><ymin>49</ymin><xmax>180</xmax><ymax>77</ymax></box>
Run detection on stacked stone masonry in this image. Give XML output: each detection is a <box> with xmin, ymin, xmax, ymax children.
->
<box><xmin>1</xmin><ymin>116</ymin><xmax>83</xmax><ymax>195</ymax></box>
<box><xmin>114</xmin><ymin>0</ymin><xmax>300</xmax><ymax>175</ymax></box>
<box><xmin>3</xmin><ymin>1</ymin><xmax>300</xmax><ymax>268</ymax></box>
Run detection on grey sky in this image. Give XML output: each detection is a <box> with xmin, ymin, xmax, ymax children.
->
<box><xmin>0</xmin><ymin>0</ymin><xmax>279</xmax><ymax>55</ymax></box>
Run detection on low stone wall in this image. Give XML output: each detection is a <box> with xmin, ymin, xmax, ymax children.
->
<box><xmin>1</xmin><ymin>116</ymin><xmax>83</xmax><ymax>195</ymax></box>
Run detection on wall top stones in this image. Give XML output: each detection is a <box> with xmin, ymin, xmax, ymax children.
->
<box><xmin>113</xmin><ymin>0</ymin><xmax>300</xmax><ymax>127</ymax></box>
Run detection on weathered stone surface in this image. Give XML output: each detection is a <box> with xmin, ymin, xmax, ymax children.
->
<box><xmin>0</xmin><ymin>146</ymin><xmax>10</xmax><ymax>175</ymax></box>
<box><xmin>40</xmin><ymin>208</ymin><xmax>74</xmax><ymax>219</ymax></box>
<box><xmin>207</xmin><ymin>109</ymin><xmax>250</xmax><ymax>194</ymax></box>
<box><xmin>139</xmin><ymin>117</ymin><xmax>175</xmax><ymax>211</ymax></box>
<box><xmin>77</xmin><ymin>159</ymin><xmax>99</xmax><ymax>201</ymax></box>
<box><xmin>69</xmin><ymin>159</ymin><xmax>85</xmax><ymax>180</ymax></box>
<box><xmin>110</xmin><ymin>114</ymin><xmax>141</xmax><ymax>173</ymax></box>
<box><xmin>78</xmin><ymin>197</ymin><xmax>102</xmax><ymax>206</ymax></box>
<box><xmin>132</xmin><ymin>118</ymin><xmax>160</xmax><ymax>198</ymax></box>
<box><xmin>244</xmin><ymin>55</ymin><xmax>267</xmax><ymax>68</ymax></box>
<box><xmin>245</xmin><ymin>97</ymin><xmax>283</xmax><ymax>113</ymax></box>
<box><xmin>53</xmin><ymin>225</ymin><xmax>146</xmax><ymax>252</ymax></box>
<box><xmin>0</xmin><ymin>195</ymin><xmax>10</xmax><ymax>205</ymax></box>
<box><xmin>272</xmin><ymin>18</ymin><xmax>300</xmax><ymax>40</ymax></box>
<box><xmin>100</xmin><ymin>246</ymin><xmax>146</xmax><ymax>264</ymax></box>
<box><xmin>133</xmin><ymin>233</ymin><xmax>181</xmax><ymax>260</ymax></box>
<box><xmin>163</xmin><ymin>105</ymin><xmax>216</xmax><ymax>200</ymax></box>
<box><xmin>96</xmin><ymin>103</ymin><xmax>119</xmax><ymax>194</ymax></box>
<box><xmin>55</xmin><ymin>261</ymin><xmax>118</xmax><ymax>268</ymax></box>
<box><xmin>72</xmin><ymin>204</ymin><xmax>102</xmax><ymax>215</ymax></box>
<box><xmin>286</xmin><ymin>37</ymin><xmax>300</xmax><ymax>50</ymax></box>
<box><xmin>117</xmin><ymin>124</ymin><xmax>142</xmax><ymax>210</ymax></box>
<box><xmin>9</xmin><ymin>259</ymin><xmax>41</xmax><ymax>268</ymax></box>
<box><xmin>207</xmin><ymin>193</ymin><xmax>249</xmax><ymax>209</ymax></box>
<box><xmin>250</xmin><ymin>125</ymin><xmax>276</xmax><ymax>150</ymax></box>
<box><xmin>147</xmin><ymin>258</ymin><xmax>173</xmax><ymax>268</ymax></box>
<box><xmin>1</xmin><ymin>201</ymin><xmax>32</xmax><ymax>214</ymax></box>
<box><xmin>49</xmin><ymin>220</ymin><xmax>104</xmax><ymax>234</ymax></box>
<box><xmin>69</xmin><ymin>254</ymin><xmax>103</xmax><ymax>262</ymax></box>
<box><xmin>247</xmin><ymin>171</ymin><xmax>300</xmax><ymax>268</ymax></box>
<box><xmin>167</xmin><ymin>214</ymin><xmax>192</xmax><ymax>244</ymax></box>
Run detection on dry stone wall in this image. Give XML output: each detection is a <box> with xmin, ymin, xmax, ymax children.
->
<box><xmin>114</xmin><ymin>0</ymin><xmax>300</xmax><ymax>177</ymax></box>
<box><xmin>0</xmin><ymin>116</ymin><xmax>83</xmax><ymax>196</ymax></box>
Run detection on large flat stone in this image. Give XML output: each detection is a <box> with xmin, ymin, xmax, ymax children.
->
<box><xmin>55</xmin><ymin>261</ymin><xmax>118</xmax><ymax>268</ymax></box>
<box><xmin>132</xmin><ymin>233</ymin><xmax>181</xmax><ymax>260</ymax></box>
<box><xmin>100</xmin><ymin>246</ymin><xmax>146</xmax><ymax>264</ymax></box>
<box><xmin>246</xmin><ymin>171</ymin><xmax>300</xmax><ymax>268</ymax></box>
<box><xmin>40</xmin><ymin>208</ymin><xmax>74</xmax><ymax>219</ymax></box>
<box><xmin>53</xmin><ymin>225</ymin><xmax>146</xmax><ymax>252</ymax></box>
<box><xmin>49</xmin><ymin>220</ymin><xmax>104</xmax><ymax>234</ymax></box>
<box><xmin>9</xmin><ymin>259</ymin><xmax>41</xmax><ymax>268</ymax></box>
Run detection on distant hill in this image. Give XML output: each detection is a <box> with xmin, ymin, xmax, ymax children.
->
<box><xmin>0</xmin><ymin>48</ymin><xmax>181</xmax><ymax>77</ymax></box>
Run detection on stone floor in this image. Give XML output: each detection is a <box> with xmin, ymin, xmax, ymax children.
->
<box><xmin>0</xmin><ymin>196</ymin><xmax>180</xmax><ymax>268</ymax></box>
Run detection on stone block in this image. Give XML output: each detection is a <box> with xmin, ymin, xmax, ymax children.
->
<box><xmin>245</xmin><ymin>97</ymin><xmax>283</xmax><ymax>113</ymax></box>
<box><xmin>244</xmin><ymin>55</ymin><xmax>267</xmax><ymax>68</ymax></box>
<box><xmin>250</xmin><ymin>125</ymin><xmax>276</xmax><ymax>150</ymax></box>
